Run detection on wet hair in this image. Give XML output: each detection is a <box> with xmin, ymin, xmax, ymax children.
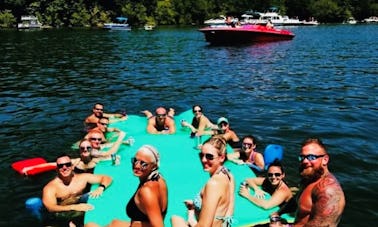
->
<box><xmin>242</xmin><ymin>135</ymin><xmax>257</xmax><ymax>145</ymax></box>
<box><xmin>93</xmin><ymin>102</ymin><xmax>104</xmax><ymax>108</ymax></box>
<box><xmin>56</xmin><ymin>152</ymin><xmax>71</xmax><ymax>162</ymax></box>
<box><xmin>192</xmin><ymin>105</ymin><xmax>203</xmax><ymax>112</ymax></box>
<box><xmin>267</xmin><ymin>159</ymin><xmax>285</xmax><ymax>174</ymax></box>
<box><xmin>203</xmin><ymin>135</ymin><xmax>227</xmax><ymax>156</ymax></box>
<box><xmin>301</xmin><ymin>138</ymin><xmax>328</xmax><ymax>154</ymax></box>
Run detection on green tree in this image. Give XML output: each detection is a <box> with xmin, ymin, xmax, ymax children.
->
<box><xmin>0</xmin><ymin>9</ymin><xmax>16</xmax><ymax>27</ymax></box>
<box><xmin>155</xmin><ymin>0</ymin><xmax>177</xmax><ymax>25</ymax></box>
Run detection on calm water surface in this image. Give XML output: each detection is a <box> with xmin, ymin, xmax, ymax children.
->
<box><xmin>0</xmin><ymin>25</ymin><xmax>377</xmax><ymax>226</ymax></box>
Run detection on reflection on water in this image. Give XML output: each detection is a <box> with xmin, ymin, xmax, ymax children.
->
<box><xmin>0</xmin><ymin>25</ymin><xmax>377</xmax><ymax>226</ymax></box>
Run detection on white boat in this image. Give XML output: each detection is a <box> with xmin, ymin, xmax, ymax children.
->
<box><xmin>144</xmin><ymin>24</ymin><xmax>155</xmax><ymax>30</ymax></box>
<box><xmin>17</xmin><ymin>16</ymin><xmax>42</xmax><ymax>29</ymax></box>
<box><xmin>259</xmin><ymin>8</ymin><xmax>302</xmax><ymax>26</ymax></box>
<box><xmin>301</xmin><ymin>17</ymin><xmax>319</xmax><ymax>26</ymax></box>
<box><xmin>103</xmin><ymin>17</ymin><xmax>131</xmax><ymax>30</ymax></box>
<box><xmin>204</xmin><ymin>15</ymin><xmax>227</xmax><ymax>26</ymax></box>
<box><xmin>363</xmin><ymin>16</ymin><xmax>378</xmax><ymax>23</ymax></box>
<box><xmin>345</xmin><ymin>17</ymin><xmax>357</xmax><ymax>24</ymax></box>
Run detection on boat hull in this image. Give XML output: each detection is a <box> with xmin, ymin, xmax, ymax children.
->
<box><xmin>199</xmin><ymin>25</ymin><xmax>295</xmax><ymax>45</ymax></box>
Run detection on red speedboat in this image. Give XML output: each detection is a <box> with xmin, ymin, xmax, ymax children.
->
<box><xmin>199</xmin><ymin>24</ymin><xmax>295</xmax><ymax>45</ymax></box>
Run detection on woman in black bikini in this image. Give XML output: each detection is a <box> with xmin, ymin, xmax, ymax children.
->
<box><xmin>238</xmin><ymin>160</ymin><xmax>292</xmax><ymax>210</ymax></box>
<box><xmin>86</xmin><ymin>145</ymin><xmax>168</xmax><ymax>227</ymax></box>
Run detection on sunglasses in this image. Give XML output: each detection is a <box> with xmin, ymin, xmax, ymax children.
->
<box><xmin>156</xmin><ymin>114</ymin><xmax>167</xmax><ymax>118</ymax></box>
<box><xmin>193</xmin><ymin>109</ymin><xmax>202</xmax><ymax>113</ymax></box>
<box><xmin>99</xmin><ymin>122</ymin><xmax>108</xmax><ymax>126</ymax></box>
<box><xmin>94</xmin><ymin>108</ymin><xmax>103</xmax><ymax>111</ymax></box>
<box><xmin>90</xmin><ymin>137</ymin><xmax>102</xmax><ymax>142</ymax></box>
<box><xmin>270</xmin><ymin>216</ymin><xmax>282</xmax><ymax>223</ymax></box>
<box><xmin>131</xmin><ymin>157</ymin><xmax>150</xmax><ymax>170</ymax></box>
<box><xmin>218</xmin><ymin>122</ymin><xmax>228</xmax><ymax>127</ymax></box>
<box><xmin>268</xmin><ymin>172</ymin><xmax>282</xmax><ymax>177</ymax></box>
<box><xmin>242</xmin><ymin>143</ymin><xmax>253</xmax><ymax>149</ymax></box>
<box><xmin>198</xmin><ymin>153</ymin><xmax>218</xmax><ymax>161</ymax></box>
<box><xmin>57</xmin><ymin>162</ymin><xmax>72</xmax><ymax>169</ymax></box>
<box><xmin>298</xmin><ymin>154</ymin><xmax>326</xmax><ymax>162</ymax></box>
<box><xmin>80</xmin><ymin>146</ymin><xmax>92</xmax><ymax>152</ymax></box>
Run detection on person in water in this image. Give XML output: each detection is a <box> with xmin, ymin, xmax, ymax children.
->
<box><xmin>227</xmin><ymin>135</ymin><xmax>265</xmax><ymax>174</ymax></box>
<box><xmin>87</xmin><ymin>130</ymin><xmax>126</xmax><ymax>158</ymax></box>
<box><xmin>215</xmin><ymin>117</ymin><xmax>241</xmax><ymax>149</ymax></box>
<box><xmin>239</xmin><ymin>160</ymin><xmax>293</xmax><ymax>210</ymax></box>
<box><xmin>42</xmin><ymin>153</ymin><xmax>112</xmax><ymax>227</ymax></box>
<box><xmin>22</xmin><ymin>139</ymin><xmax>101</xmax><ymax>175</ymax></box>
<box><xmin>85</xmin><ymin>145</ymin><xmax>168</xmax><ymax>227</ymax></box>
<box><xmin>171</xmin><ymin>135</ymin><xmax>235</xmax><ymax>227</ymax></box>
<box><xmin>181</xmin><ymin>105</ymin><xmax>218</xmax><ymax>136</ymax></box>
<box><xmin>142</xmin><ymin>107</ymin><xmax>176</xmax><ymax>134</ymax></box>
<box><xmin>84</xmin><ymin>103</ymin><xmax>127</xmax><ymax>127</ymax></box>
<box><xmin>292</xmin><ymin>138</ymin><xmax>345</xmax><ymax>226</ymax></box>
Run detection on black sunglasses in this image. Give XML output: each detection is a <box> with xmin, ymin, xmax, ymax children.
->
<box><xmin>131</xmin><ymin>157</ymin><xmax>150</xmax><ymax>169</ymax></box>
<box><xmin>298</xmin><ymin>154</ymin><xmax>326</xmax><ymax>162</ymax></box>
<box><xmin>268</xmin><ymin>172</ymin><xmax>282</xmax><ymax>177</ymax></box>
<box><xmin>57</xmin><ymin>162</ymin><xmax>72</xmax><ymax>169</ymax></box>
<box><xmin>90</xmin><ymin>137</ymin><xmax>102</xmax><ymax>141</ymax></box>
<box><xmin>242</xmin><ymin>143</ymin><xmax>253</xmax><ymax>149</ymax></box>
<box><xmin>80</xmin><ymin>146</ymin><xmax>92</xmax><ymax>152</ymax></box>
<box><xmin>193</xmin><ymin>109</ymin><xmax>202</xmax><ymax>113</ymax></box>
<box><xmin>99</xmin><ymin>122</ymin><xmax>108</xmax><ymax>126</ymax></box>
<box><xmin>198</xmin><ymin>153</ymin><xmax>218</xmax><ymax>161</ymax></box>
<box><xmin>156</xmin><ymin>114</ymin><xmax>167</xmax><ymax>118</ymax></box>
<box><xmin>94</xmin><ymin>108</ymin><xmax>103</xmax><ymax>111</ymax></box>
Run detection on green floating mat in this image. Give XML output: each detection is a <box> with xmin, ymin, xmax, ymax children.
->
<box><xmin>84</xmin><ymin>110</ymin><xmax>293</xmax><ymax>226</ymax></box>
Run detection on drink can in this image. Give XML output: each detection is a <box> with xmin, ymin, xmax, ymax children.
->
<box><xmin>111</xmin><ymin>154</ymin><xmax>116</xmax><ymax>165</ymax></box>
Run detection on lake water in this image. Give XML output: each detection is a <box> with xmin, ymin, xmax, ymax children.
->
<box><xmin>0</xmin><ymin>24</ymin><xmax>377</xmax><ymax>227</ymax></box>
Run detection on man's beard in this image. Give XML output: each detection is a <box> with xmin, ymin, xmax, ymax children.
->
<box><xmin>299</xmin><ymin>165</ymin><xmax>324</xmax><ymax>186</ymax></box>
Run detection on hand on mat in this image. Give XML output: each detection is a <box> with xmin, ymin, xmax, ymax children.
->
<box><xmin>75</xmin><ymin>203</ymin><xmax>94</xmax><ymax>211</ymax></box>
<box><xmin>254</xmin><ymin>188</ymin><xmax>268</xmax><ymax>199</ymax></box>
<box><xmin>89</xmin><ymin>187</ymin><xmax>104</xmax><ymax>198</ymax></box>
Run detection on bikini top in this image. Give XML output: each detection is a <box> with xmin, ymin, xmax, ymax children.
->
<box><xmin>126</xmin><ymin>170</ymin><xmax>167</xmax><ymax>222</ymax></box>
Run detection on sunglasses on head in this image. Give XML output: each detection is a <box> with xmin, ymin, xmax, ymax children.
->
<box><xmin>57</xmin><ymin>162</ymin><xmax>72</xmax><ymax>169</ymax></box>
<box><xmin>268</xmin><ymin>172</ymin><xmax>282</xmax><ymax>177</ymax></box>
<box><xmin>193</xmin><ymin>109</ymin><xmax>202</xmax><ymax>113</ymax></box>
<box><xmin>198</xmin><ymin>152</ymin><xmax>218</xmax><ymax>161</ymax></box>
<box><xmin>131</xmin><ymin>157</ymin><xmax>150</xmax><ymax>169</ymax></box>
<box><xmin>90</xmin><ymin>137</ymin><xmax>102</xmax><ymax>142</ymax></box>
<box><xmin>298</xmin><ymin>154</ymin><xmax>326</xmax><ymax>162</ymax></box>
<box><xmin>80</xmin><ymin>146</ymin><xmax>92</xmax><ymax>152</ymax></box>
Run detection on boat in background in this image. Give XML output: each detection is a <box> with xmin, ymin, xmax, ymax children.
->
<box><xmin>204</xmin><ymin>15</ymin><xmax>227</xmax><ymax>26</ymax></box>
<box><xmin>301</xmin><ymin>17</ymin><xmax>319</xmax><ymax>26</ymax></box>
<box><xmin>363</xmin><ymin>16</ymin><xmax>378</xmax><ymax>23</ymax></box>
<box><xmin>199</xmin><ymin>24</ymin><xmax>295</xmax><ymax>45</ymax></box>
<box><xmin>103</xmin><ymin>17</ymin><xmax>131</xmax><ymax>30</ymax></box>
<box><xmin>144</xmin><ymin>24</ymin><xmax>155</xmax><ymax>31</ymax></box>
<box><xmin>17</xmin><ymin>16</ymin><xmax>42</xmax><ymax>29</ymax></box>
<box><xmin>345</xmin><ymin>17</ymin><xmax>357</xmax><ymax>24</ymax></box>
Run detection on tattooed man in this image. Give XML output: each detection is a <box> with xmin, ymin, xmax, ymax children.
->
<box><xmin>294</xmin><ymin>138</ymin><xmax>345</xmax><ymax>227</ymax></box>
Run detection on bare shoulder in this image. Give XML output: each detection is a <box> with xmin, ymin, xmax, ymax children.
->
<box><xmin>314</xmin><ymin>173</ymin><xmax>344</xmax><ymax>195</ymax></box>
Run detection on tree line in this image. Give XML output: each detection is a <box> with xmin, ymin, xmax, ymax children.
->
<box><xmin>0</xmin><ymin>0</ymin><xmax>377</xmax><ymax>28</ymax></box>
